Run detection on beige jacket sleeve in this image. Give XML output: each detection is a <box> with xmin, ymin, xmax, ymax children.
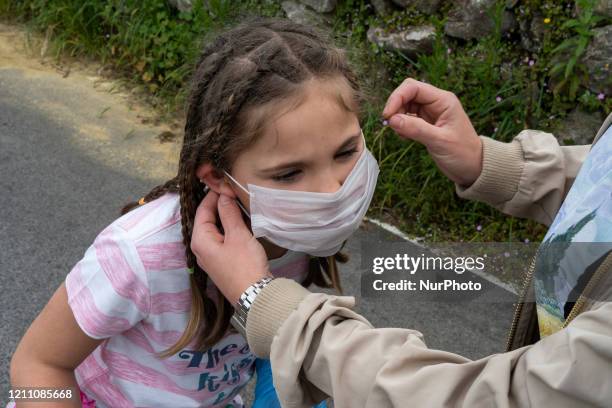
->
<box><xmin>243</xmin><ymin>119</ymin><xmax>612</xmax><ymax>406</ymax></box>
<box><xmin>457</xmin><ymin>111</ymin><xmax>612</xmax><ymax>223</ymax></box>
<box><xmin>455</xmin><ymin>130</ymin><xmax>590</xmax><ymax>226</ymax></box>
<box><xmin>247</xmin><ymin>278</ymin><xmax>612</xmax><ymax>408</ymax></box>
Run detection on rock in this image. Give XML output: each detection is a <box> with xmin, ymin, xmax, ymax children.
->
<box><xmin>168</xmin><ymin>0</ymin><xmax>192</xmax><ymax>12</ymax></box>
<box><xmin>576</xmin><ymin>0</ymin><xmax>612</xmax><ymax>19</ymax></box>
<box><xmin>553</xmin><ymin>109</ymin><xmax>604</xmax><ymax>145</ymax></box>
<box><xmin>499</xmin><ymin>62</ymin><xmax>515</xmax><ymax>81</ymax></box>
<box><xmin>583</xmin><ymin>25</ymin><xmax>612</xmax><ymax>95</ymax></box>
<box><xmin>299</xmin><ymin>0</ymin><xmax>337</xmax><ymax>13</ymax></box>
<box><xmin>519</xmin><ymin>12</ymin><xmax>546</xmax><ymax>52</ymax></box>
<box><xmin>444</xmin><ymin>0</ymin><xmax>517</xmax><ymax>40</ymax></box>
<box><xmin>367</xmin><ymin>25</ymin><xmax>436</xmax><ymax>56</ymax></box>
<box><xmin>506</xmin><ymin>0</ymin><xmax>519</xmax><ymax>7</ymax></box>
<box><xmin>281</xmin><ymin>1</ymin><xmax>331</xmax><ymax>28</ymax></box>
<box><xmin>370</xmin><ymin>0</ymin><xmax>398</xmax><ymax>16</ymax></box>
<box><xmin>390</xmin><ymin>0</ymin><xmax>442</xmax><ymax>14</ymax></box>
<box><xmin>594</xmin><ymin>0</ymin><xmax>612</xmax><ymax>18</ymax></box>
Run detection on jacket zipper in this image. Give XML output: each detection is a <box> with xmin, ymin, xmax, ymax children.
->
<box><xmin>505</xmin><ymin>252</ymin><xmax>537</xmax><ymax>351</ymax></box>
<box><xmin>563</xmin><ymin>251</ymin><xmax>612</xmax><ymax>327</ymax></box>
<box><xmin>506</xmin><ymin>249</ymin><xmax>612</xmax><ymax>350</ymax></box>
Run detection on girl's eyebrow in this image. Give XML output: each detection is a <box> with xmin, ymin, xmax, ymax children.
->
<box><xmin>260</xmin><ymin>132</ymin><xmax>361</xmax><ymax>174</ymax></box>
<box><xmin>336</xmin><ymin>134</ymin><xmax>361</xmax><ymax>152</ymax></box>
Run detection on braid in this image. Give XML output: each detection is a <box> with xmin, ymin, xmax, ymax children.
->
<box><xmin>182</xmin><ymin>56</ymin><xmax>279</xmax><ymax>347</ymax></box>
<box><xmin>173</xmin><ymin>41</ymin><xmax>273</xmax><ymax>349</ymax></box>
<box><xmin>120</xmin><ymin>176</ymin><xmax>179</xmax><ymax>215</ymax></box>
<box><xmin>176</xmin><ymin>147</ymin><xmax>219</xmax><ymax>348</ymax></box>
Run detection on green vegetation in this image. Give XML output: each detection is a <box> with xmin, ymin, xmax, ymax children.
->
<box><xmin>549</xmin><ymin>0</ymin><xmax>607</xmax><ymax>100</ymax></box>
<box><xmin>1</xmin><ymin>0</ymin><xmax>610</xmax><ymax>243</ymax></box>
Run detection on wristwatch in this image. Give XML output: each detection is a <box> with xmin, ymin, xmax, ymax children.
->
<box><xmin>230</xmin><ymin>277</ymin><xmax>274</xmax><ymax>337</ymax></box>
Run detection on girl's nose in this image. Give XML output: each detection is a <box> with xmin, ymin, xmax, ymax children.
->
<box><xmin>316</xmin><ymin>169</ymin><xmax>343</xmax><ymax>194</ymax></box>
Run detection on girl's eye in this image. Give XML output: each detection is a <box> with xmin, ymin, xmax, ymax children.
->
<box><xmin>272</xmin><ymin>170</ymin><xmax>301</xmax><ymax>182</ymax></box>
<box><xmin>336</xmin><ymin>148</ymin><xmax>358</xmax><ymax>159</ymax></box>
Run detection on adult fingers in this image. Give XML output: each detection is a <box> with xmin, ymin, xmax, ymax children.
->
<box><xmin>388</xmin><ymin>113</ymin><xmax>445</xmax><ymax>146</ymax></box>
<box><xmin>194</xmin><ymin>191</ymin><xmax>220</xmax><ymax>226</ymax></box>
<box><xmin>382</xmin><ymin>78</ymin><xmax>449</xmax><ymax>119</ymax></box>
<box><xmin>217</xmin><ymin>194</ymin><xmax>251</xmax><ymax>240</ymax></box>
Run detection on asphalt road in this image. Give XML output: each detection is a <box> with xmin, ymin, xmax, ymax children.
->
<box><xmin>0</xmin><ymin>24</ymin><xmax>517</xmax><ymax>407</ymax></box>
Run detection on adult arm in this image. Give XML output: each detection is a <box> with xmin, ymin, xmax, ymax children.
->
<box><xmin>454</xmin><ymin>132</ymin><xmax>590</xmax><ymax>226</ymax></box>
<box><xmin>247</xmin><ymin>278</ymin><xmax>612</xmax><ymax>407</ymax></box>
<box><xmin>192</xmin><ymin>192</ymin><xmax>612</xmax><ymax>408</ymax></box>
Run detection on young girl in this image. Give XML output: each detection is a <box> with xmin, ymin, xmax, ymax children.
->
<box><xmin>9</xmin><ymin>17</ymin><xmax>377</xmax><ymax>407</ymax></box>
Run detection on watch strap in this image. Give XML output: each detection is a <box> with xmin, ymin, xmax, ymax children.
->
<box><xmin>230</xmin><ymin>277</ymin><xmax>274</xmax><ymax>337</ymax></box>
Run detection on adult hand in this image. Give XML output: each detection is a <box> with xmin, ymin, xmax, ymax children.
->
<box><xmin>191</xmin><ymin>191</ymin><xmax>272</xmax><ymax>305</ymax></box>
<box><xmin>382</xmin><ymin>78</ymin><xmax>483</xmax><ymax>187</ymax></box>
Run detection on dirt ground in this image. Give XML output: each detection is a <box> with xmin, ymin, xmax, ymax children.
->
<box><xmin>0</xmin><ymin>22</ymin><xmax>184</xmax><ymax>184</ymax></box>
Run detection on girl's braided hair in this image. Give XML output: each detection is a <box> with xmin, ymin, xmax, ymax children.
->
<box><xmin>121</xmin><ymin>16</ymin><xmax>364</xmax><ymax>357</ymax></box>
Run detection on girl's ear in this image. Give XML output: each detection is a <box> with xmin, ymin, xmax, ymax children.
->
<box><xmin>195</xmin><ymin>163</ymin><xmax>236</xmax><ymax>198</ymax></box>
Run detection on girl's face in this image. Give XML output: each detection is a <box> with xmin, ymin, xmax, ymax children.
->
<box><xmin>201</xmin><ymin>77</ymin><xmax>362</xmax><ymax>211</ymax></box>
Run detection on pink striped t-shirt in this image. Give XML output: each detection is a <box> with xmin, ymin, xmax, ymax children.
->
<box><xmin>65</xmin><ymin>192</ymin><xmax>310</xmax><ymax>407</ymax></box>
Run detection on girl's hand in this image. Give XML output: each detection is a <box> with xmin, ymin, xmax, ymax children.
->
<box><xmin>191</xmin><ymin>191</ymin><xmax>272</xmax><ymax>305</ymax></box>
<box><xmin>382</xmin><ymin>78</ymin><xmax>483</xmax><ymax>187</ymax></box>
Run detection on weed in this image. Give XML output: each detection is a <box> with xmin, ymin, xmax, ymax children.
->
<box><xmin>549</xmin><ymin>0</ymin><xmax>607</xmax><ymax>100</ymax></box>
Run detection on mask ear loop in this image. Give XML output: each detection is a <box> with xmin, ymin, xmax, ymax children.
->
<box><xmin>222</xmin><ymin>171</ymin><xmax>251</xmax><ymax>218</ymax></box>
<box><xmin>360</xmin><ymin>128</ymin><xmax>367</xmax><ymax>149</ymax></box>
<box><xmin>233</xmin><ymin>198</ymin><xmax>250</xmax><ymax>218</ymax></box>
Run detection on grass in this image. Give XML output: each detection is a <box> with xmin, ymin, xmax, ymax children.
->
<box><xmin>1</xmin><ymin>0</ymin><xmax>610</xmax><ymax>243</ymax></box>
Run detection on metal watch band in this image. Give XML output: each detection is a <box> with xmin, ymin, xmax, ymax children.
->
<box><xmin>230</xmin><ymin>277</ymin><xmax>274</xmax><ymax>337</ymax></box>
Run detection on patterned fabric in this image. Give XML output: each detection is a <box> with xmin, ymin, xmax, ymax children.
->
<box><xmin>80</xmin><ymin>389</ymin><xmax>97</xmax><ymax>407</ymax></box>
<box><xmin>535</xmin><ymin>126</ymin><xmax>612</xmax><ymax>337</ymax></box>
<box><xmin>64</xmin><ymin>193</ymin><xmax>310</xmax><ymax>407</ymax></box>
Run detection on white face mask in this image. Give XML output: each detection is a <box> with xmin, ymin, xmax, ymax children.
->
<box><xmin>223</xmin><ymin>131</ymin><xmax>380</xmax><ymax>256</ymax></box>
